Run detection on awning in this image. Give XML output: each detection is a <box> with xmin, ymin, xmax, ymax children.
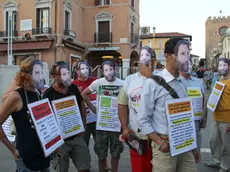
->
<box><xmin>0</xmin><ymin>40</ymin><xmax>53</xmax><ymax>52</ymax></box>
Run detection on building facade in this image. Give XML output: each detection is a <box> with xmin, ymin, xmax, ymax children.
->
<box><xmin>140</xmin><ymin>27</ymin><xmax>192</xmax><ymax>67</ymax></box>
<box><xmin>220</xmin><ymin>28</ymin><xmax>230</xmax><ymax>59</ymax></box>
<box><xmin>0</xmin><ymin>0</ymin><xmax>140</xmax><ymax>78</ymax></box>
<box><xmin>205</xmin><ymin>16</ymin><xmax>230</xmax><ymax>67</ymax></box>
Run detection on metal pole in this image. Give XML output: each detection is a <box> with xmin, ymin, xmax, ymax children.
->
<box><xmin>7</xmin><ymin>10</ymin><xmax>13</xmax><ymax>65</ymax></box>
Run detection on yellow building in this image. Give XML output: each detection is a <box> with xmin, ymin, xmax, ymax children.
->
<box><xmin>140</xmin><ymin>27</ymin><xmax>192</xmax><ymax>67</ymax></box>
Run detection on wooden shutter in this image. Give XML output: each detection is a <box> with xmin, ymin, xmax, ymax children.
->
<box><xmin>95</xmin><ymin>0</ymin><xmax>99</xmax><ymax>5</ymax></box>
<box><xmin>106</xmin><ymin>0</ymin><xmax>110</xmax><ymax>5</ymax></box>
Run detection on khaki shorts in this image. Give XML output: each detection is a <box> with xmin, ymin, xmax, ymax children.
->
<box><xmin>94</xmin><ymin>131</ymin><xmax>124</xmax><ymax>160</ymax></box>
<box><xmin>51</xmin><ymin>135</ymin><xmax>91</xmax><ymax>172</ymax></box>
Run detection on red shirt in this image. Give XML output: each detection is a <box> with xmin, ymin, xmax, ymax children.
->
<box><xmin>72</xmin><ymin>77</ymin><xmax>97</xmax><ymax>101</ymax></box>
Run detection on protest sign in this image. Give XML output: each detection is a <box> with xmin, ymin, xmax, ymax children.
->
<box><xmin>166</xmin><ymin>98</ymin><xmax>197</xmax><ymax>156</ymax></box>
<box><xmin>27</xmin><ymin>99</ymin><xmax>64</xmax><ymax>157</ymax></box>
<box><xmin>187</xmin><ymin>87</ymin><xmax>203</xmax><ymax>120</ymax></box>
<box><xmin>207</xmin><ymin>81</ymin><xmax>225</xmax><ymax>112</ymax></box>
<box><xmin>2</xmin><ymin>116</ymin><xmax>16</xmax><ymax>142</ymax></box>
<box><xmin>52</xmin><ymin>96</ymin><xmax>85</xmax><ymax>139</ymax></box>
<box><xmin>86</xmin><ymin>100</ymin><xmax>97</xmax><ymax>124</ymax></box>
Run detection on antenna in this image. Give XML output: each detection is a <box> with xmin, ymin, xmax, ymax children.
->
<box><xmin>220</xmin><ymin>10</ymin><xmax>222</xmax><ymax>17</ymax></box>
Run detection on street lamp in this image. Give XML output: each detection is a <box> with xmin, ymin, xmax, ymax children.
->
<box><xmin>7</xmin><ymin>10</ymin><xmax>13</xmax><ymax>65</ymax></box>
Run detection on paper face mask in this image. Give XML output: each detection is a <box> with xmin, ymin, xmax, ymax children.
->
<box><xmin>60</xmin><ymin>68</ymin><xmax>72</xmax><ymax>86</ymax></box>
<box><xmin>140</xmin><ymin>49</ymin><xmax>151</xmax><ymax>66</ymax></box>
<box><xmin>103</xmin><ymin>64</ymin><xmax>115</xmax><ymax>82</ymax></box>
<box><xmin>178</xmin><ymin>44</ymin><xmax>190</xmax><ymax>73</ymax></box>
<box><xmin>80</xmin><ymin>63</ymin><xmax>89</xmax><ymax>78</ymax></box>
<box><xmin>32</xmin><ymin>64</ymin><xmax>44</xmax><ymax>90</ymax></box>
<box><xmin>218</xmin><ymin>60</ymin><xmax>229</xmax><ymax>76</ymax></box>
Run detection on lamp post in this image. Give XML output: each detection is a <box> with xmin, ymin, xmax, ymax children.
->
<box><xmin>7</xmin><ymin>10</ymin><xmax>13</xmax><ymax>65</ymax></box>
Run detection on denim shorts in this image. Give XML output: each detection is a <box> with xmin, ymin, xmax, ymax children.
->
<box><xmin>15</xmin><ymin>157</ymin><xmax>50</xmax><ymax>172</ymax></box>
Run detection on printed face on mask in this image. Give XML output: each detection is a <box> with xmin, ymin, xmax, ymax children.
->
<box><xmin>178</xmin><ymin>44</ymin><xmax>190</xmax><ymax>73</ymax></box>
<box><xmin>140</xmin><ymin>49</ymin><xmax>151</xmax><ymax>66</ymax></box>
<box><xmin>32</xmin><ymin>64</ymin><xmax>44</xmax><ymax>90</ymax></box>
<box><xmin>103</xmin><ymin>64</ymin><xmax>115</xmax><ymax>82</ymax></box>
<box><xmin>80</xmin><ymin>63</ymin><xmax>89</xmax><ymax>78</ymax></box>
<box><xmin>60</xmin><ymin>68</ymin><xmax>71</xmax><ymax>87</ymax></box>
<box><xmin>218</xmin><ymin>61</ymin><xmax>229</xmax><ymax>76</ymax></box>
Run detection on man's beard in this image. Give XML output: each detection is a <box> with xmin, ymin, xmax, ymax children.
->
<box><xmin>105</xmin><ymin>75</ymin><xmax>115</xmax><ymax>82</ymax></box>
<box><xmin>33</xmin><ymin>79</ymin><xmax>44</xmax><ymax>90</ymax></box>
<box><xmin>80</xmin><ymin>72</ymin><xmax>89</xmax><ymax>79</ymax></box>
<box><xmin>219</xmin><ymin>69</ymin><xmax>228</xmax><ymax>76</ymax></box>
<box><xmin>179</xmin><ymin>62</ymin><xmax>189</xmax><ymax>73</ymax></box>
<box><xmin>61</xmin><ymin>79</ymin><xmax>72</xmax><ymax>87</ymax></box>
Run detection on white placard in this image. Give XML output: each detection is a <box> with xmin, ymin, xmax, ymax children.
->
<box><xmin>207</xmin><ymin>81</ymin><xmax>225</xmax><ymax>112</ymax></box>
<box><xmin>96</xmin><ymin>96</ymin><xmax>121</xmax><ymax>132</ymax></box>
<box><xmin>20</xmin><ymin>19</ymin><xmax>32</xmax><ymax>31</ymax></box>
<box><xmin>86</xmin><ymin>100</ymin><xmax>97</xmax><ymax>124</ymax></box>
<box><xmin>2</xmin><ymin>116</ymin><xmax>16</xmax><ymax>142</ymax></box>
<box><xmin>51</xmin><ymin>96</ymin><xmax>85</xmax><ymax>139</ymax></box>
<box><xmin>27</xmin><ymin>99</ymin><xmax>64</xmax><ymax>157</ymax></box>
<box><xmin>187</xmin><ymin>87</ymin><xmax>203</xmax><ymax>120</ymax></box>
<box><xmin>166</xmin><ymin>98</ymin><xmax>197</xmax><ymax>156</ymax></box>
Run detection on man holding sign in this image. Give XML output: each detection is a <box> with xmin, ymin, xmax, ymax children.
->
<box><xmin>206</xmin><ymin>58</ymin><xmax>230</xmax><ymax>172</ymax></box>
<box><xmin>0</xmin><ymin>57</ymin><xmax>51</xmax><ymax>172</ymax></box>
<box><xmin>138</xmin><ymin>38</ymin><xmax>197</xmax><ymax>172</ymax></box>
<box><xmin>82</xmin><ymin>60</ymin><xmax>124</xmax><ymax>172</ymax></box>
<box><xmin>43</xmin><ymin>61</ymin><xmax>91</xmax><ymax>172</ymax></box>
<box><xmin>176</xmin><ymin>40</ymin><xmax>206</xmax><ymax>163</ymax></box>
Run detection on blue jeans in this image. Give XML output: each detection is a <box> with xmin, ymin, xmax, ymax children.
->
<box><xmin>16</xmin><ymin>157</ymin><xmax>50</xmax><ymax>172</ymax></box>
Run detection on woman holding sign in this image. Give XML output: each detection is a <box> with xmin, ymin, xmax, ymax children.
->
<box><xmin>0</xmin><ymin>57</ymin><xmax>50</xmax><ymax>172</ymax></box>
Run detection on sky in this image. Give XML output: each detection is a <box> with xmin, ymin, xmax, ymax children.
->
<box><xmin>140</xmin><ymin>0</ymin><xmax>230</xmax><ymax>58</ymax></box>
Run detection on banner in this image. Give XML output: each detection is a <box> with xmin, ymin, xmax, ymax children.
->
<box><xmin>27</xmin><ymin>99</ymin><xmax>64</xmax><ymax>157</ymax></box>
<box><xmin>52</xmin><ymin>96</ymin><xmax>85</xmax><ymax>139</ymax></box>
<box><xmin>165</xmin><ymin>98</ymin><xmax>197</xmax><ymax>156</ymax></box>
<box><xmin>96</xmin><ymin>85</ymin><xmax>122</xmax><ymax>132</ymax></box>
<box><xmin>2</xmin><ymin>116</ymin><xmax>16</xmax><ymax>142</ymax></box>
<box><xmin>207</xmin><ymin>81</ymin><xmax>225</xmax><ymax>112</ymax></box>
<box><xmin>187</xmin><ymin>87</ymin><xmax>203</xmax><ymax>120</ymax></box>
<box><xmin>86</xmin><ymin>100</ymin><xmax>97</xmax><ymax>124</ymax></box>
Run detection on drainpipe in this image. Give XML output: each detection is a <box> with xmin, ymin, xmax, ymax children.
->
<box><xmin>54</xmin><ymin>0</ymin><xmax>57</xmax><ymax>63</ymax></box>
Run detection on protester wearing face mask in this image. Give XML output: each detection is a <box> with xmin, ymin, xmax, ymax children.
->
<box><xmin>43</xmin><ymin>61</ymin><xmax>91</xmax><ymax>172</ymax></box>
<box><xmin>82</xmin><ymin>60</ymin><xmax>124</xmax><ymax>172</ymax></box>
<box><xmin>0</xmin><ymin>57</ymin><xmax>50</xmax><ymax>172</ymax></box>
<box><xmin>175</xmin><ymin>40</ymin><xmax>207</xmax><ymax>164</ymax></box>
<box><xmin>206</xmin><ymin>58</ymin><xmax>230</xmax><ymax>172</ymax></box>
<box><xmin>117</xmin><ymin>46</ymin><xmax>156</xmax><ymax>172</ymax></box>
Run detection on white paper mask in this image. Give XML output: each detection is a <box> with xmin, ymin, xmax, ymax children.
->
<box><xmin>80</xmin><ymin>63</ymin><xmax>89</xmax><ymax>79</ymax></box>
<box><xmin>103</xmin><ymin>64</ymin><xmax>115</xmax><ymax>82</ymax></box>
<box><xmin>218</xmin><ymin>60</ymin><xmax>229</xmax><ymax>76</ymax></box>
<box><xmin>178</xmin><ymin>44</ymin><xmax>190</xmax><ymax>73</ymax></box>
<box><xmin>32</xmin><ymin>64</ymin><xmax>44</xmax><ymax>90</ymax></box>
<box><xmin>60</xmin><ymin>68</ymin><xmax>71</xmax><ymax>86</ymax></box>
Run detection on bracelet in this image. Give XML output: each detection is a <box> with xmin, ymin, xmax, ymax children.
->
<box><xmin>158</xmin><ymin>140</ymin><xmax>166</xmax><ymax>150</ymax></box>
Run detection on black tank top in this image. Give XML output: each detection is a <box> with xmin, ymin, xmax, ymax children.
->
<box><xmin>11</xmin><ymin>88</ymin><xmax>50</xmax><ymax>171</ymax></box>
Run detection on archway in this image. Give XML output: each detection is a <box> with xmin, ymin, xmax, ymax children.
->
<box><xmin>130</xmin><ymin>51</ymin><xmax>139</xmax><ymax>67</ymax></box>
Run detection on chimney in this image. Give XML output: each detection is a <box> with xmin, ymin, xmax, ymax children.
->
<box><xmin>153</xmin><ymin>26</ymin><xmax>156</xmax><ymax>37</ymax></box>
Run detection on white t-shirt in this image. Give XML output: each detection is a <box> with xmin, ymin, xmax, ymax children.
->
<box><xmin>88</xmin><ymin>77</ymin><xmax>124</xmax><ymax>93</ymax></box>
<box><xmin>123</xmin><ymin>73</ymin><xmax>148</xmax><ymax>139</ymax></box>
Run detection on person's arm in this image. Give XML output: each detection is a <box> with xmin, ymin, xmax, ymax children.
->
<box><xmin>79</xmin><ymin>101</ymin><xmax>86</xmax><ymax>127</ymax></box>
<box><xmin>82</xmin><ymin>80</ymin><xmax>98</xmax><ymax>114</ymax></box>
<box><xmin>117</xmin><ymin>86</ymin><xmax>132</xmax><ymax>138</ymax></box>
<box><xmin>0</xmin><ymin>91</ymin><xmax>21</xmax><ymax>160</ymax></box>
<box><xmin>138</xmin><ymin>79</ymin><xmax>170</xmax><ymax>152</ymax></box>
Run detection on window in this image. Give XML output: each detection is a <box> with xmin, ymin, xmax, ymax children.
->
<box><xmin>36</xmin><ymin>8</ymin><xmax>50</xmax><ymax>28</ymax></box>
<box><xmin>140</xmin><ymin>41</ymin><xmax>142</xmax><ymax>48</ymax></box>
<box><xmin>65</xmin><ymin>10</ymin><xmax>70</xmax><ymax>30</ymax></box>
<box><xmin>224</xmin><ymin>53</ymin><xmax>226</xmax><ymax>58</ymax></box>
<box><xmin>158</xmin><ymin>40</ymin><xmax>162</xmax><ymax>48</ymax></box>
<box><xmin>98</xmin><ymin>21</ymin><xmax>110</xmax><ymax>42</ymax></box>
<box><xmin>95</xmin><ymin>0</ymin><xmax>110</xmax><ymax>6</ymax></box>
<box><xmin>5</xmin><ymin>11</ymin><xmax>17</xmax><ymax>31</ymax></box>
<box><xmin>131</xmin><ymin>0</ymin><xmax>134</xmax><ymax>8</ymax></box>
<box><xmin>148</xmin><ymin>40</ymin><xmax>152</xmax><ymax>47</ymax></box>
<box><xmin>228</xmin><ymin>38</ymin><xmax>230</xmax><ymax>47</ymax></box>
<box><xmin>228</xmin><ymin>52</ymin><xmax>230</xmax><ymax>59</ymax></box>
<box><xmin>214</xmin><ymin>30</ymin><xmax>218</xmax><ymax>35</ymax></box>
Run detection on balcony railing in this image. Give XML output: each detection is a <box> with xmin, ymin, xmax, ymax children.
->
<box><xmin>64</xmin><ymin>29</ymin><xmax>76</xmax><ymax>39</ymax></box>
<box><xmin>0</xmin><ymin>30</ymin><xmax>18</xmax><ymax>38</ymax></box>
<box><xmin>32</xmin><ymin>27</ymin><xmax>52</xmax><ymax>35</ymax></box>
<box><xmin>94</xmin><ymin>32</ymin><xmax>112</xmax><ymax>43</ymax></box>
<box><xmin>131</xmin><ymin>33</ymin><xmax>139</xmax><ymax>45</ymax></box>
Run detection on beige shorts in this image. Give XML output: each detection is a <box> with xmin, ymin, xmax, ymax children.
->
<box><xmin>51</xmin><ymin>135</ymin><xmax>91</xmax><ymax>172</ymax></box>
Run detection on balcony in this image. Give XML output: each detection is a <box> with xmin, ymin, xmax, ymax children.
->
<box><xmin>94</xmin><ymin>32</ymin><xmax>112</xmax><ymax>43</ymax></box>
<box><xmin>64</xmin><ymin>29</ymin><xmax>76</xmax><ymax>40</ymax></box>
<box><xmin>0</xmin><ymin>30</ymin><xmax>18</xmax><ymax>39</ymax></box>
<box><xmin>32</xmin><ymin>27</ymin><xmax>52</xmax><ymax>36</ymax></box>
<box><xmin>131</xmin><ymin>33</ymin><xmax>139</xmax><ymax>45</ymax></box>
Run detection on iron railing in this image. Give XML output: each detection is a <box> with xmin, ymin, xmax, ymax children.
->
<box><xmin>32</xmin><ymin>27</ymin><xmax>51</xmax><ymax>35</ymax></box>
<box><xmin>64</xmin><ymin>29</ymin><xmax>76</xmax><ymax>38</ymax></box>
<box><xmin>94</xmin><ymin>32</ymin><xmax>112</xmax><ymax>43</ymax></box>
<box><xmin>0</xmin><ymin>30</ymin><xmax>18</xmax><ymax>37</ymax></box>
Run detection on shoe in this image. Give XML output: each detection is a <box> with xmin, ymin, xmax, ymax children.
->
<box><xmin>205</xmin><ymin>161</ymin><xmax>220</xmax><ymax>169</ymax></box>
